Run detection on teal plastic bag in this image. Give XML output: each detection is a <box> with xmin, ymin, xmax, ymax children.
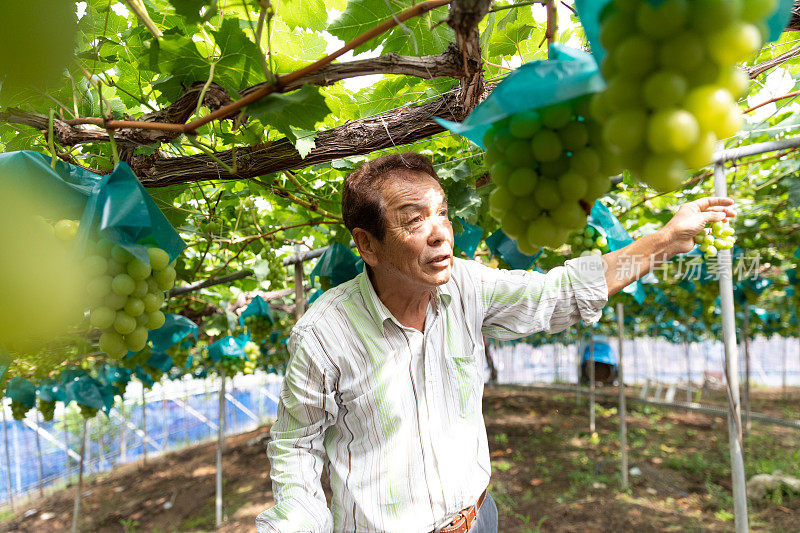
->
<box><xmin>575</xmin><ymin>0</ymin><xmax>792</xmax><ymax>64</ymax></box>
<box><xmin>77</xmin><ymin>162</ymin><xmax>185</xmax><ymax>264</ymax></box>
<box><xmin>207</xmin><ymin>334</ymin><xmax>250</xmax><ymax>362</ymax></box>
<box><xmin>485</xmin><ymin>229</ymin><xmax>542</xmax><ymax>270</ymax></box>
<box><xmin>238</xmin><ymin>296</ymin><xmax>275</xmax><ymax>327</ymax></box>
<box><xmin>37</xmin><ymin>381</ymin><xmax>65</xmax><ymax>403</ymax></box>
<box><xmin>6</xmin><ymin>377</ymin><xmax>36</xmax><ymax>407</ymax></box>
<box><xmin>149</xmin><ymin>314</ymin><xmax>199</xmax><ymax>353</ymax></box>
<box><xmin>0</xmin><ymin>150</ymin><xmax>99</xmax><ymax>220</ymax></box>
<box><xmin>587</xmin><ymin>200</ymin><xmax>645</xmax><ymax>304</ymax></box>
<box><xmin>146</xmin><ymin>351</ymin><xmax>174</xmax><ymax>373</ymax></box>
<box><xmin>454</xmin><ymin>218</ymin><xmax>483</xmax><ymax>259</ymax></box>
<box><xmin>794</xmin><ymin>244</ymin><xmax>800</xmax><ymax>260</ymax></box>
<box><xmin>307</xmin><ymin>288</ymin><xmax>324</xmax><ymax>306</ymax></box>
<box><xmin>310</xmin><ymin>243</ymin><xmax>362</xmax><ymax>289</ymax></box>
<box><xmin>435</xmin><ymin>45</ymin><xmax>605</xmax><ymax>148</ymax></box>
<box><xmin>64</xmin><ymin>374</ymin><xmax>114</xmax><ymax>413</ymax></box>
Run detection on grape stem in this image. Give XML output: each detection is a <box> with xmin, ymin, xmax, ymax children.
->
<box><xmin>743</xmin><ymin>89</ymin><xmax>800</xmax><ymax>114</ymax></box>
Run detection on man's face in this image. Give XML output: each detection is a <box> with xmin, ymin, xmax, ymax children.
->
<box><xmin>372</xmin><ymin>173</ymin><xmax>454</xmax><ymax>289</ymax></box>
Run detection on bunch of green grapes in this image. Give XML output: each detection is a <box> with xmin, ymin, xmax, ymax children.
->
<box><xmin>485</xmin><ymin>96</ymin><xmax>620</xmax><ymax>252</ymax></box>
<box><xmin>78</xmin><ymin>404</ymin><xmax>98</xmax><ymax>419</ymax></box>
<box><xmin>38</xmin><ymin>398</ymin><xmax>56</xmax><ymax>421</ymax></box>
<box><xmin>83</xmin><ymin>242</ymin><xmax>175</xmax><ymax>359</ymax></box>
<box><xmin>695</xmin><ymin>219</ymin><xmax>735</xmax><ymax>256</ymax></box>
<box><xmin>166</xmin><ymin>343</ymin><xmax>192</xmax><ymax>369</ymax></box>
<box><xmin>10</xmin><ymin>399</ymin><xmax>32</xmax><ymax>420</ymax></box>
<box><xmin>217</xmin><ymin>356</ymin><xmax>245</xmax><ymax>376</ymax></box>
<box><xmin>244</xmin><ymin>315</ymin><xmax>271</xmax><ymax>345</ymax></box>
<box><xmin>595</xmin><ymin>0</ymin><xmax>777</xmax><ymax>190</ymax></box>
<box><xmin>569</xmin><ymin>226</ymin><xmax>610</xmax><ymax>257</ymax></box>
<box><xmin>243</xmin><ymin>341</ymin><xmax>261</xmax><ymax>375</ymax></box>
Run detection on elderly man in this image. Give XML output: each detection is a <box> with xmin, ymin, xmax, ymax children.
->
<box><xmin>257</xmin><ymin>152</ymin><xmax>734</xmax><ymax>533</ymax></box>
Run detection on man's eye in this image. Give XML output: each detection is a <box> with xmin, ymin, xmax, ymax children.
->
<box><xmin>409</xmin><ymin>216</ymin><xmax>422</xmax><ymax>224</ymax></box>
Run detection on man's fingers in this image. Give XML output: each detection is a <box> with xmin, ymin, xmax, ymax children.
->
<box><xmin>693</xmin><ymin>197</ymin><xmax>735</xmax><ymax>210</ymax></box>
<box><xmin>703</xmin><ymin>210</ymin><xmax>727</xmax><ymax>224</ymax></box>
<box><xmin>707</xmin><ymin>205</ymin><xmax>737</xmax><ymax>218</ymax></box>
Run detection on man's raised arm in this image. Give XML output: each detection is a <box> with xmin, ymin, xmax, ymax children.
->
<box><xmin>601</xmin><ymin>197</ymin><xmax>736</xmax><ymax>296</ymax></box>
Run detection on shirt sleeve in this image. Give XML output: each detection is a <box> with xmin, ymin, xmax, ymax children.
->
<box><xmin>256</xmin><ymin>331</ymin><xmax>339</xmax><ymax>533</ymax></box>
<box><xmin>466</xmin><ymin>255</ymin><xmax>608</xmax><ymax>340</ymax></box>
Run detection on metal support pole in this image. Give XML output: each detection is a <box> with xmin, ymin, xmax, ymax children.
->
<box><xmin>616</xmin><ymin>303</ymin><xmax>628</xmax><ymax>491</ymax></box>
<box><xmin>34</xmin><ymin>410</ymin><xmax>44</xmax><ymax>498</ymax></box>
<box><xmin>685</xmin><ymin>342</ymin><xmax>693</xmax><ymax>403</ymax></box>
<box><xmin>71</xmin><ymin>419</ymin><xmax>87</xmax><ymax>533</ymax></box>
<box><xmin>742</xmin><ymin>303</ymin><xmax>751</xmax><ymax>437</ymax></box>
<box><xmin>783</xmin><ymin>336</ymin><xmax>788</xmax><ymax>400</ymax></box>
<box><xmin>589</xmin><ymin>337</ymin><xmax>596</xmax><ymax>434</ymax></box>
<box><xmin>216</xmin><ymin>372</ymin><xmax>226</xmax><ymax>528</ymax></box>
<box><xmin>714</xmin><ymin>158</ymin><xmax>749</xmax><ymax>533</ymax></box>
<box><xmin>119</xmin><ymin>404</ymin><xmax>127</xmax><ymax>464</ymax></box>
<box><xmin>293</xmin><ymin>244</ymin><xmax>305</xmax><ymax>319</ymax></box>
<box><xmin>162</xmin><ymin>387</ymin><xmax>168</xmax><ymax>451</ymax></box>
<box><xmin>142</xmin><ymin>388</ymin><xmax>148</xmax><ymax>466</ymax></box>
<box><xmin>2</xmin><ymin>402</ymin><xmax>14</xmax><ymax>510</ymax></box>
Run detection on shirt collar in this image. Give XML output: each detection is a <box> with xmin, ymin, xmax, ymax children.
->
<box><xmin>358</xmin><ymin>270</ymin><xmax>452</xmax><ymax>334</ymax></box>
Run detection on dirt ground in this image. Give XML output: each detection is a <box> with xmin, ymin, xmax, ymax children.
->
<box><xmin>2</xmin><ymin>386</ymin><xmax>799</xmax><ymax>532</ymax></box>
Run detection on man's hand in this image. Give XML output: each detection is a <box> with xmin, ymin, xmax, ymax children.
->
<box><xmin>662</xmin><ymin>197</ymin><xmax>736</xmax><ymax>256</ymax></box>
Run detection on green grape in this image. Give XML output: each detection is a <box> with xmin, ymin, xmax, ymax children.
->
<box><xmin>512</xmin><ymin>199</ymin><xmax>541</xmax><ymax>222</ymax></box>
<box><xmin>127</xmin><ymin>258</ymin><xmax>151</xmax><ymax>281</ymax></box>
<box><xmin>538</xmin><ymin>155</ymin><xmax>570</xmax><ymax>178</ymax></box>
<box><xmin>706</xmin><ymin>22</ymin><xmax>761</xmax><ymax>65</ymax></box>
<box><xmin>507</xmin><ymin>168</ymin><xmax>538</xmax><ymax>197</ymax></box>
<box><xmin>531</xmin><ymin>130</ymin><xmax>562</xmax><ymax>162</ymax></box>
<box><xmin>131</xmin><ymin>279</ymin><xmax>149</xmax><ymax>298</ymax></box>
<box><xmin>604</xmin><ymin>77</ymin><xmax>642</xmax><ymax>112</ymax></box>
<box><xmin>111</xmin><ymin>274</ymin><xmax>136</xmax><ymax>296</ymax></box>
<box><xmin>142</xmin><ymin>292</ymin><xmax>163</xmax><ymax>313</ymax></box>
<box><xmin>551</xmin><ymin>202</ymin><xmax>586</xmax><ymax>230</ymax></box>
<box><xmin>583</xmin><ymin>175</ymin><xmax>611</xmax><ymax>201</ymax></box>
<box><xmin>741</xmin><ymin>0</ymin><xmax>778</xmax><ymax>23</ymax></box>
<box><xmin>113</xmin><ymin>312</ymin><xmax>137</xmax><ymax>335</ymax></box>
<box><xmin>506</xmin><ymin>140</ymin><xmax>535</xmax><ymax>167</ymax></box>
<box><xmin>558</xmin><ymin>122</ymin><xmax>588</xmax><ymax>151</ymax></box>
<box><xmin>90</xmin><ymin>306</ymin><xmax>116</xmax><ymax>330</ymax></box>
<box><xmin>540</xmin><ymin>103</ymin><xmax>572</xmax><ymax>129</ymax></box>
<box><xmin>570</xmin><ymin>148</ymin><xmax>601</xmax><ymax>176</ymax></box>
<box><xmin>635</xmin><ymin>0</ymin><xmax>687</xmax><ymax>38</ymax></box>
<box><xmin>38</xmin><ymin>399</ymin><xmax>56</xmax><ymax>422</ymax></box>
<box><xmin>100</xmin><ymin>330</ymin><xmax>127</xmax><ymax>359</ymax></box>
<box><xmin>614</xmin><ymin>35</ymin><xmax>655</xmax><ymax>78</ymax></box>
<box><xmin>683</xmin><ymin>131</ymin><xmax>717</xmax><ymax>169</ymax></box>
<box><xmin>124</xmin><ymin>297</ymin><xmax>145</xmax><ymax>317</ymax></box>
<box><xmin>643</xmin><ymin>155</ymin><xmax>685</xmax><ymax>192</ymax></box>
<box><xmin>500</xmin><ymin>212</ymin><xmax>527</xmax><ymax>240</ymax></box>
<box><xmin>557</xmin><ymin>172</ymin><xmax>588</xmax><ymax>201</ymax></box>
<box><xmin>124</xmin><ymin>327</ymin><xmax>149</xmax><ymax>352</ymax></box>
<box><xmin>110</xmin><ymin>245</ymin><xmax>133</xmax><ymax>264</ymax></box>
<box><xmin>691</xmin><ymin>0</ymin><xmax>741</xmax><ymax>32</ymax></box>
<box><xmin>83</xmin><ymin>255</ymin><xmax>108</xmax><ymax>278</ymax></box>
<box><xmin>153</xmin><ymin>267</ymin><xmax>176</xmax><ymax>291</ymax></box>
<box><xmin>646</xmin><ymin>109</ymin><xmax>699</xmax><ymax>153</ymax></box>
<box><xmin>491</xmin><ymin>161</ymin><xmax>514</xmax><ymax>187</ymax></box>
<box><xmin>87</xmin><ymin>276</ymin><xmax>113</xmax><ymax>301</ymax></box>
<box><xmin>658</xmin><ymin>32</ymin><xmax>705</xmax><ymax>73</ymax></box>
<box><xmin>642</xmin><ymin>71</ymin><xmax>687</xmax><ymax>109</ymax></box>
<box><xmin>147</xmin><ymin>248</ymin><xmax>170</xmax><ymax>271</ymax></box>
<box><xmin>146</xmin><ymin>310</ymin><xmax>166</xmax><ymax>330</ymax></box>
<box><xmin>603</xmin><ymin>110</ymin><xmax>646</xmax><ymax>152</ymax></box>
<box><xmin>508</xmin><ymin>110</ymin><xmax>542</xmax><ymax>138</ymax></box>
<box><xmin>533</xmin><ymin>180</ymin><xmax>561</xmax><ymax>210</ymax></box>
<box><xmin>489</xmin><ymin>186</ymin><xmax>515</xmax><ymax>214</ymax></box>
<box><xmin>104</xmin><ymin>291</ymin><xmax>128</xmax><ymax>311</ymax></box>
<box><xmin>599</xmin><ymin>10</ymin><xmax>631</xmax><ymax>49</ymax></box>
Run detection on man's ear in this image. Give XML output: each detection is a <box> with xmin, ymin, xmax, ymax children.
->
<box><xmin>352</xmin><ymin>228</ymin><xmax>380</xmax><ymax>268</ymax></box>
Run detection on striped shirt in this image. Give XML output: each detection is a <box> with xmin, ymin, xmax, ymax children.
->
<box><xmin>257</xmin><ymin>255</ymin><xmax>608</xmax><ymax>533</ymax></box>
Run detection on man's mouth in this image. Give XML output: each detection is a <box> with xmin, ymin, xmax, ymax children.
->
<box><xmin>428</xmin><ymin>254</ymin><xmax>451</xmax><ymax>266</ymax></box>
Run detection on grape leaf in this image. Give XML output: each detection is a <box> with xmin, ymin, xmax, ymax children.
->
<box><xmin>247</xmin><ymin>85</ymin><xmax>331</xmax><ymax>145</ymax></box>
<box><xmin>168</xmin><ymin>0</ymin><xmax>215</xmax><ymax>24</ymax></box>
<box><xmin>328</xmin><ymin>0</ymin><xmax>452</xmax><ymax>56</ymax></box>
<box><xmin>290</xmin><ymin>127</ymin><xmax>318</xmax><ymax>158</ymax></box>
<box><xmin>279</xmin><ymin>0</ymin><xmax>328</xmax><ymax>31</ymax></box>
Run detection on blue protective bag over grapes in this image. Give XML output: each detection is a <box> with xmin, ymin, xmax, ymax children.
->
<box><xmin>485</xmin><ymin>230</ymin><xmax>542</xmax><ymax>270</ymax></box>
<box><xmin>454</xmin><ymin>218</ymin><xmax>484</xmax><ymax>259</ymax></box>
<box><xmin>149</xmin><ymin>313</ymin><xmax>200</xmax><ymax>353</ymax></box>
<box><xmin>207</xmin><ymin>334</ymin><xmax>251</xmax><ymax>363</ymax></box>
<box><xmin>239</xmin><ymin>296</ymin><xmax>275</xmax><ymax>327</ymax></box>
<box><xmin>310</xmin><ymin>242</ymin><xmax>363</xmax><ymax>289</ymax></box>
<box><xmin>435</xmin><ymin>44</ymin><xmax>605</xmax><ymax>148</ymax></box>
<box><xmin>77</xmin><ymin>162</ymin><xmax>185</xmax><ymax>264</ymax></box>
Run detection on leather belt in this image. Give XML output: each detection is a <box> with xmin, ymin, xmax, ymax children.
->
<box><xmin>438</xmin><ymin>490</ymin><xmax>487</xmax><ymax>533</ymax></box>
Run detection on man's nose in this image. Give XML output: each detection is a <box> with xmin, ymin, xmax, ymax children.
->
<box><xmin>428</xmin><ymin>216</ymin><xmax>451</xmax><ymax>246</ymax></box>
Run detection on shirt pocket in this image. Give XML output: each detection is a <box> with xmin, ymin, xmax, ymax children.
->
<box><xmin>449</xmin><ymin>340</ymin><xmax>483</xmax><ymax>418</ymax></box>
